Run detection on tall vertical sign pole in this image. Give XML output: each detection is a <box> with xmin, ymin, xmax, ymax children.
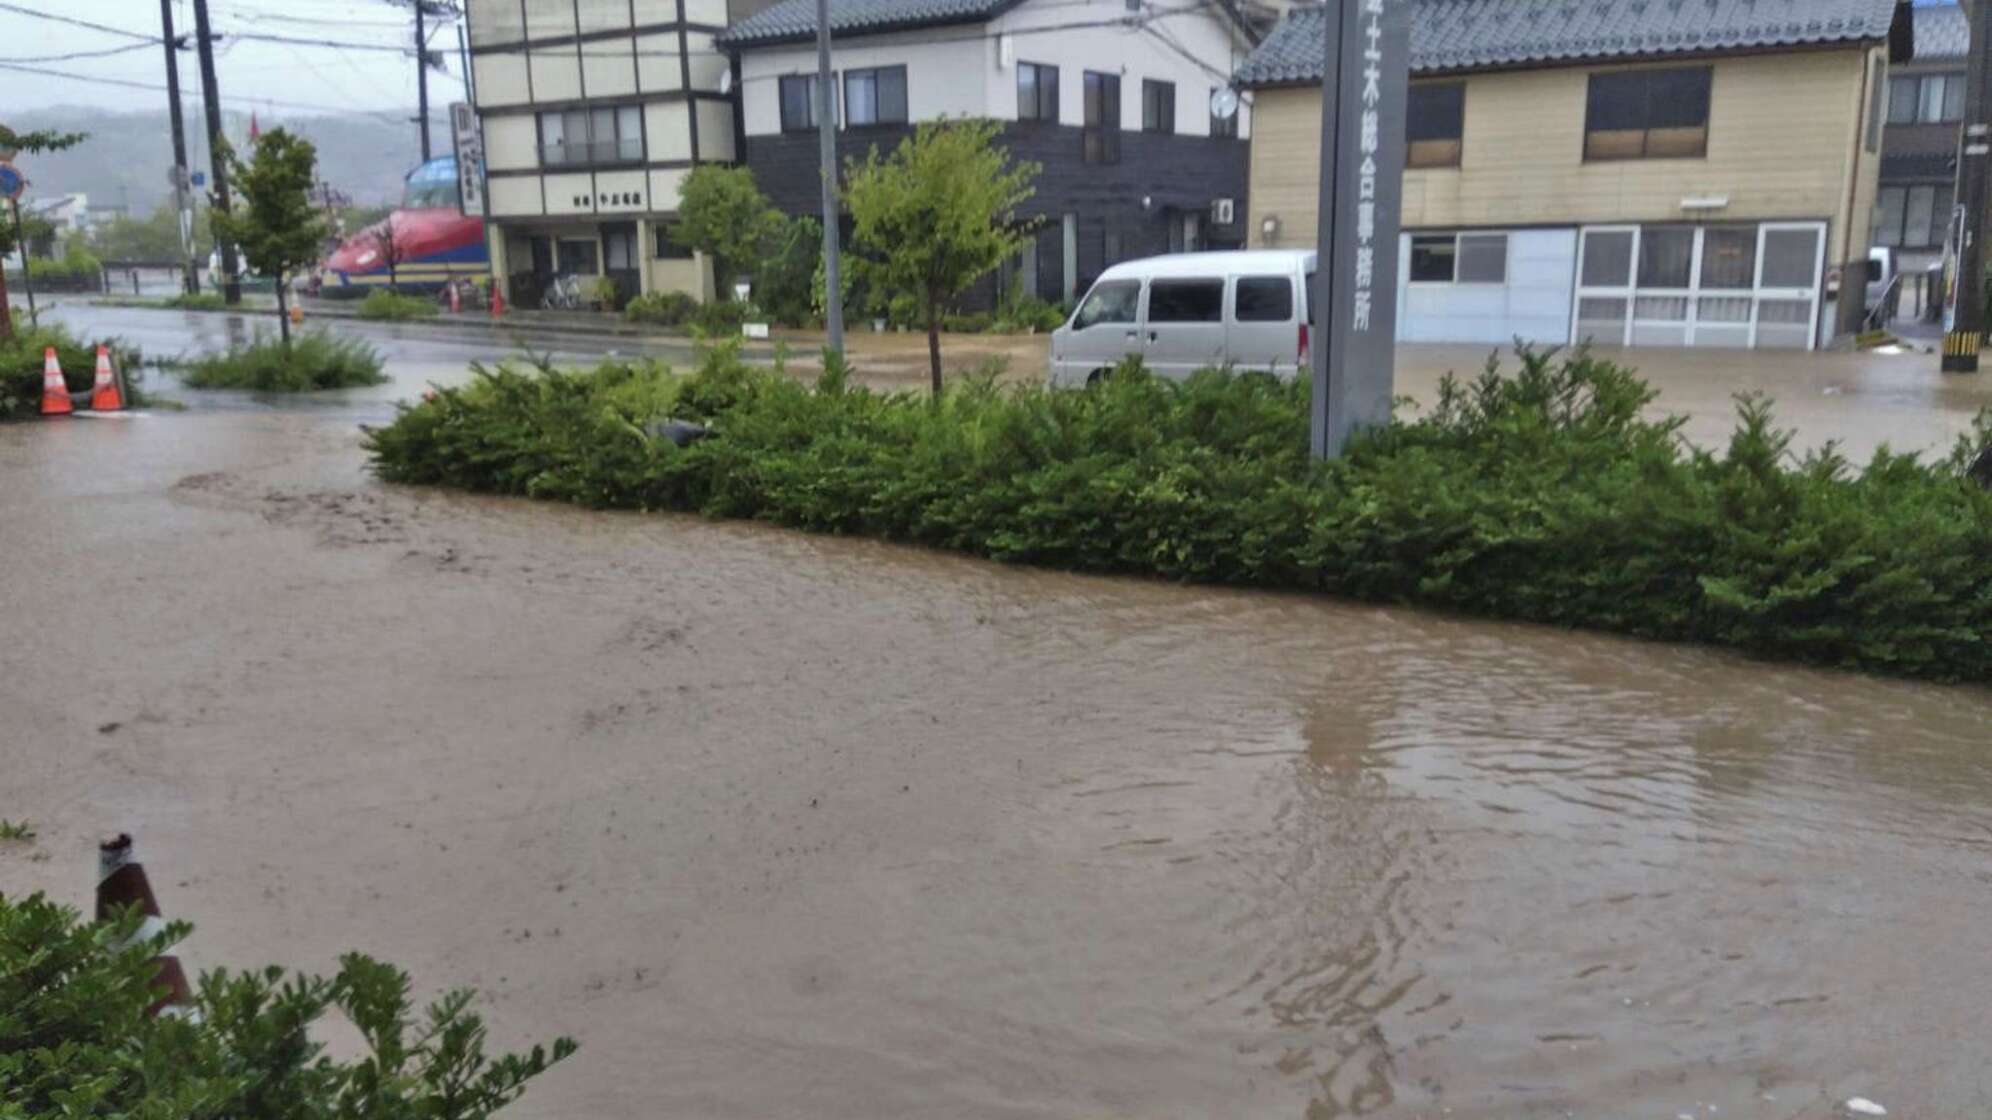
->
<box><xmin>191</xmin><ymin>0</ymin><xmax>241</xmax><ymax>306</ymax></box>
<box><xmin>160</xmin><ymin>0</ymin><xmax>198</xmax><ymax>295</ymax></box>
<box><xmin>10</xmin><ymin>198</ymin><xmax>36</xmax><ymax>328</ymax></box>
<box><xmin>1312</xmin><ymin>0</ymin><xmax>1409</xmax><ymax>458</ymax></box>
<box><xmin>815</xmin><ymin>0</ymin><xmax>844</xmax><ymax>358</ymax></box>
<box><xmin>416</xmin><ymin>1</ymin><xmax>433</xmax><ymax>162</ymax></box>
<box><xmin>1945</xmin><ymin>0</ymin><xmax>1992</xmax><ymax>372</ymax></box>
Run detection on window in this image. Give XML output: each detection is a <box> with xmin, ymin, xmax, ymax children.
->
<box><xmin>845</xmin><ymin>66</ymin><xmax>908</xmax><ymax>126</ymax></box>
<box><xmin>655</xmin><ymin>223</ymin><xmax>693</xmax><ymax>259</ymax></box>
<box><xmin>1698</xmin><ymin>226</ymin><xmax>1756</xmax><ymax>290</ymax></box>
<box><xmin>1018</xmin><ymin>62</ymin><xmax>1059</xmax><ymax>121</ymax></box>
<box><xmin>1408</xmin><ymin>233</ymin><xmax>1506</xmax><ymax>283</ymax></box>
<box><xmin>1890</xmin><ymin>72</ymin><xmax>1965</xmax><ymax>125</ymax></box>
<box><xmin>1875</xmin><ymin>184</ymin><xmax>1954</xmax><ymax>248</ymax></box>
<box><xmin>1409</xmin><ymin>234</ymin><xmax>1456</xmax><ymax>282</ymax></box>
<box><xmin>537</xmin><ymin>104</ymin><xmax>642</xmax><ymax>166</ymax></box>
<box><xmin>779</xmin><ymin>74</ymin><xmax>829</xmax><ymax>132</ymax></box>
<box><xmin>1142</xmin><ymin>79</ymin><xmax>1175</xmax><ymax>134</ymax></box>
<box><xmin>1234</xmin><ymin>276</ymin><xmax>1293</xmax><ymax>322</ymax></box>
<box><xmin>1406</xmin><ymin>82</ymin><xmax>1463</xmax><ymax>168</ymax></box>
<box><xmin>1637</xmin><ymin>227</ymin><xmax>1695</xmax><ymax>287</ymax></box>
<box><xmin>1210</xmin><ymin>86</ymin><xmax>1238</xmax><ymax>138</ymax></box>
<box><xmin>1072</xmin><ymin>279</ymin><xmax>1139</xmax><ymax>329</ymax></box>
<box><xmin>1083</xmin><ymin>71</ymin><xmax>1121</xmax><ymax>164</ymax></box>
<box><xmin>1147</xmin><ymin>278</ymin><xmax>1223</xmax><ymax>321</ymax></box>
<box><xmin>557</xmin><ymin>238</ymin><xmax>599</xmax><ymax>276</ymax></box>
<box><xmin>1584</xmin><ymin>66</ymin><xmax>1711</xmax><ymax>160</ymax></box>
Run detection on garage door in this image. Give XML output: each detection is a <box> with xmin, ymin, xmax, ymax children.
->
<box><xmin>1573</xmin><ymin>222</ymin><xmax>1825</xmax><ymax>350</ymax></box>
<box><xmin>1394</xmin><ymin>228</ymin><xmax>1577</xmax><ymax>345</ymax></box>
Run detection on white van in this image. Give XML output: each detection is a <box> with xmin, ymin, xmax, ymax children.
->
<box><xmin>1048</xmin><ymin>250</ymin><xmax>1316</xmax><ymax>386</ymax></box>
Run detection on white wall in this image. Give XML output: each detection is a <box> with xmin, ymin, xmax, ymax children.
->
<box><xmin>737</xmin><ymin>0</ymin><xmax>1250</xmax><ymax>138</ymax></box>
<box><xmin>739</xmin><ymin>30</ymin><xmax>990</xmax><ymax>136</ymax></box>
<box><xmin>987</xmin><ymin>0</ymin><xmax>1250</xmax><ymax>137</ymax></box>
<box><xmin>1394</xmin><ymin>228</ymin><xmax>1577</xmax><ymax>345</ymax></box>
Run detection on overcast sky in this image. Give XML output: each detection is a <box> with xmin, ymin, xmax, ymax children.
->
<box><xmin>1</xmin><ymin>0</ymin><xmax>467</xmax><ymax>117</ymax></box>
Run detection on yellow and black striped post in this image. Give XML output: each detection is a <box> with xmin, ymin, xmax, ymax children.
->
<box><xmin>1944</xmin><ymin>330</ymin><xmax>1982</xmax><ymax>372</ymax></box>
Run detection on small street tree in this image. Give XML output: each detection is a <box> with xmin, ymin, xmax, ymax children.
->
<box><xmin>371</xmin><ymin>216</ymin><xmax>406</xmax><ymax>292</ymax></box>
<box><xmin>212</xmin><ymin>128</ymin><xmax>326</xmax><ymax>346</ymax></box>
<box><xmin>0</xmin><ymin>123</ymin><xmax>87</xmax><ymax>341</ymax></box>
<box><xmin>674</xmin><ymin>164</ymin><xmax>784</xmax><ymax>296</ymax></box>
<box><xmin>842</xmin><ymin>119</ymin><xmax>1037</xmax><ymax>396</ymax></box>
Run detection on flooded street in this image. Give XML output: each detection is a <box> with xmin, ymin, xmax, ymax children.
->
<box><xmin>5</xmin><ymin>313</ymin><xmax>1992</xmax><ymax>1117</ymax></box>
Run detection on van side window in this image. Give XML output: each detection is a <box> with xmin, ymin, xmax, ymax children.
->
<box><xmin>1234</xmin><ymin>276</ymin><xmax>1293</xmax><ymax>322</ymax></box>
<box><xmin>1149</xmin><ymin>278</ymin><xmax>1224</xmax><ymax>322</ymax></box>
<box><xmin>1073</xmin><ymin>280</ymin><xmax>1140</xmax><ymax>329</ymax></box>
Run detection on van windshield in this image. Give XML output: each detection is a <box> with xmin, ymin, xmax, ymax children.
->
<box><xmin>1073</xmin><ymin>280</ymin><xmax>1140</xmax><ymax>329</ymax></box>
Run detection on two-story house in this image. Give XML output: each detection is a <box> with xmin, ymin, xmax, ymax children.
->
<box><xmin>716</xmin><ymin>0</ymin><xmax>1261</xmax><ymax>306</ymax></box>
<box><xmin>1237</xmin><ymin>0</ymin><xmax>1913</xmax><ymax>351</ymax></box>
<box><xmin>1875</xmin><ymin>1</ymin><xmax>1966</xmax><ymax>280</ymax></box>
<box><xmin>465</xmin><ymin>0</ymin><xmax>772</xmax><ymax>306</ymax></box>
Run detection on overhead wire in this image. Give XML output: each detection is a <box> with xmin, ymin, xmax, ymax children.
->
<box><xmin>0</xmin><ymin>1</ymin><xmax>158</xmax><ymax>42</ymax></box>
<box><xmin>0</xmin><ymin>41</ymin><xmax>162</xmax><ymax>64</ymax></box>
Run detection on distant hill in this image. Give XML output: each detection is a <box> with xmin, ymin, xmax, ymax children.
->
<box><xmin>5</xmin><ymin>106</ymin><xmax>449</xmax><ymax>216</ymax></box>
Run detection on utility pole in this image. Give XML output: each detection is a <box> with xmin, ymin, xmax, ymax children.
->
<box><xmin>814</xmin><ymin>0</ymin><xmax>843</xmax><ymax>356</ymax></box>
<box><xmin>1945</xmin><ymin>0</ymin><xmax>1992</xmax><ymax>372</ymax></box>
<box><xmin>160</xmin><ymin>0</ymin><xmax>197</xmax><ymax>295</ymax></box>
<box><xmin>191</xmin><ymin>0</ymin><xmax>240</xmax><ymax>305</ymax></box>
<box><xmin>415</xmin><ymin>0</ymin><xmax>432</xmax><ymax>161</ymax></box>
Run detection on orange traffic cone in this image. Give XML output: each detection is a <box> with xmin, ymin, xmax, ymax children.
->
<box><xmin>90</xmin><ymin>345</ymin><xmax>125</xmax><ymax>411</ymax></box>
<box><xmin>489</xmin><ymin>285</ymin><xmax>504</xmax><ymax>318</ymax></box>
<box><xmin>40</xmin><ymin>347</ymin><xmax>73</xmax><ymax>416</ymax></box>
<box><xmin>96</xmin><ymin>833</ymin><xmax>195</xmax><ymax>1017</ymax></box>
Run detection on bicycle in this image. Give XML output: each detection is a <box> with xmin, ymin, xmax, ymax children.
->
<box><xmin>541</xmin><ymin>273</ymin><xmax>583</xmax><ymax>311</ymax></box>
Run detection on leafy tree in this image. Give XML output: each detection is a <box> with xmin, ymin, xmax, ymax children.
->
<box><xmin>1</xmin><ymin>891</ymin><xmax>575</xmax><ymax>1119</ymax></box>
<box><xmin>673</xmin><ymin>165</ymin><xmax>784</xmax><ymax>295</ymax></box>
<box><xmin>0</xmin><ymin>123</ymin><xmax>88</xmax><ymax>340</ymax></box>
<box><xmin>87</xmin><ymin>202</ymin><xmax>214</xmax><ymax>262</ymax></box>
<box><xmin>841</xmin><ymin>119</ymin><xmax>1038</xmax><ymax>396</ymax></box>
<box><xmin>211</xmin><ymin>128</ymin><xmax>327</xmax><ymax>346</ymax></box>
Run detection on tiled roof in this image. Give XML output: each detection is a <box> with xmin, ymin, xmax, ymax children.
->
<box><xmin>1235</xmin><ymin>0</ymin><xmax>1906</xmax><ymax>87</ymax></box>
<box><xmin>1912</xmin><ymin>2</ymin><xmax>1968</xmax><ymax>60</ymax></box>
<box><xmin>717</xmin><ymin>0</ymin><xmax>1028</xmax><ymax>46</ymax></box>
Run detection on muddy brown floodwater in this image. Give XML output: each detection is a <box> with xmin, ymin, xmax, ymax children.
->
<box><xmin>5</xmin><ymin>406</ymin><xmax>1992</xmax><ymax>1120</ymax></box>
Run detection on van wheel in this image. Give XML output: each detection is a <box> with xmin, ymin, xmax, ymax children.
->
<box><xmin>1085</xmin><ymin>368</ymin><xmax>1108</xmax><ymax>387</ymax></box>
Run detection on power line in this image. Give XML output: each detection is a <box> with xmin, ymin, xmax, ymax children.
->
<box><xmin>223</xmin><ymin>29</ymin><xmax>424</xmax><ymax>53</ymax></box>
<box><xmin>0</xmin><ymin>59</ymin><xmax>420</xmax><ymax>118</ymax></box>
<box><xmin>0</xmin><ymin>1</ymin><xmax>159</xmax><ymax>42</ymax></box>
<box><xmin>0</xmin><ymin>41</ymin><xmax>161</xmax><ymax>64</ymax></box>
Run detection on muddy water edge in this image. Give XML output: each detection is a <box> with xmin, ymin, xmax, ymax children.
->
<box><xmin>3</xmin><ymin>405</ymin><xmax>1990</xmax><ymax>1120</ymax></box>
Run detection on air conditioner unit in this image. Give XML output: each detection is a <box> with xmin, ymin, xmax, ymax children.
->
<box><xmin>1210</xmin><ymin>198</ymin><xmax>1236</xmax><ymax>225</ymax></box>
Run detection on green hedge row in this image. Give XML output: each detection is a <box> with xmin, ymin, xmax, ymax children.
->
<box><xmin>364</xmin><ymin>345</ymin><xmax>1992</xmax><ymax>682</ymax></box>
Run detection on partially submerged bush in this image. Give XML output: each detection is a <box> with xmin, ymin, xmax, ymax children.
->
<box><xmin>1</xmin><ymin>890</ymin><xmax>574</xmax><ymax>1119</ymax></box>
<box><xmin>164</xmin><ymin>291</ymin><xmax>226</xmax><ymax>310</ymax></box>
<box><xmin>357</xmin><ymin>288</ymin><xmax>438</xmax><ymax>321</ymax></box>
<box><xmin>366</xmin><ymin>345</ymin><xmax>1992</xmax><ymax>682</ymax></box>
<box><xmin>1</xmin><ymin>322</ymin><xmax>145</xmax><ymax>418</ymax></box>
<box><xmin>181</xmin><ymin>329</ymin><xmax>387</xmax><ymax>391</ymax></box>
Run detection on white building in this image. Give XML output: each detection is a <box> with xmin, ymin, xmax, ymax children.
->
<box><xmin>466</xmin><ymin>0</ymin><xmax>768</xmax><ymax>305</ymax></box>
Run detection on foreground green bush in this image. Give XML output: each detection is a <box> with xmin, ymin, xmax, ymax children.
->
<box><xmin>357</xmin><ymin>288</ymin><xmax>438</xmax><ymax>321</ymax></box>
<box><xmin>2</xmin><ymin>891</ymin><xmax>574</xmax><ymax>1118</ymax></box>
<box><xmin>181</xmin><ymin>329</ymin><xmax>387</xmax><ymax>391</ymax></box>
<box><xmin>365</xmin><ymin>345</ymin><xmax>1992</xmax><ymax>682</ymax></box>
<box><xmin>0</xmin><ymin>322</ymin><xmax>146</xmax><ymax>418</ymax></box>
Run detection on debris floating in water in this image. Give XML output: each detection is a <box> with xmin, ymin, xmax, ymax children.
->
<box><xmin>1844</xmin><ymin>1098</ymin><xmax>1887</xmax><ymax>1116</ymax></box>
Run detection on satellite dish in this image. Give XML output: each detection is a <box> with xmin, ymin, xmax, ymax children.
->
<box><xmin>1210</xmin><ymin>86</ymin><xmax>1240</xmax><ymax>120</ymax></box>
<box><xmin>719</xmin><ymin>70</ymin><xmax>734</xmax><ymax>96</ymax></box>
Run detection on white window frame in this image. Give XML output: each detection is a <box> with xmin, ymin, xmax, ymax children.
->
<box><xmin>1571</xmin><ymin>222</ymin><xmax>1825</xmax><ymax>350</ymax></box>
<box><xmin>1407</xmin><ymin>231</ymin><xmax>1508</xmax><ymax>286</ymax></box>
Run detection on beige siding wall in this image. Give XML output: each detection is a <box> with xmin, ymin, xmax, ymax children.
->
<box><xmin>1249</xmin><ymin>49</ymin><xmax>1880</xmax><ymax>261</ymax></box>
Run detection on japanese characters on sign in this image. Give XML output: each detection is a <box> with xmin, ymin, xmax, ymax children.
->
<box><xmin>1313</xmin><ymin>0</ymin><xmax>1407</xmax><ymax>459</ymax></box>
<box><xmin>450</xmin><ymin>103</ymin><xmax>487</xmax><ymax>218</ymax></box>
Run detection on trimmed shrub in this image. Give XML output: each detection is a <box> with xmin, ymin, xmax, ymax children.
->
<box><xmin>357</xmin><ymin>288</ymin><xmax>438</xmax><ymax>321</ymax></box>
<box><xmin>2</xmin><ymin>890</ymin><xmax>573</xmax><ymax>1119</ymax></box>
<box><xmin>181</xmin><ymin>329</ymin><xmax>387</xmax><ymax>391</ymax></box>
<box><xmin>625</xmin><ymin>289</ymin><xmax>699</xmax><ymax>327</ymax></box>
<box><xmin>690</xmin><ymin>299</ymin><xmax>752</xmax><ymax>336</ymax></box>
<box><xmin>365</xmin><ymin>345</ymin><xmax>1992</xmax><ymax>682</ymax></box>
